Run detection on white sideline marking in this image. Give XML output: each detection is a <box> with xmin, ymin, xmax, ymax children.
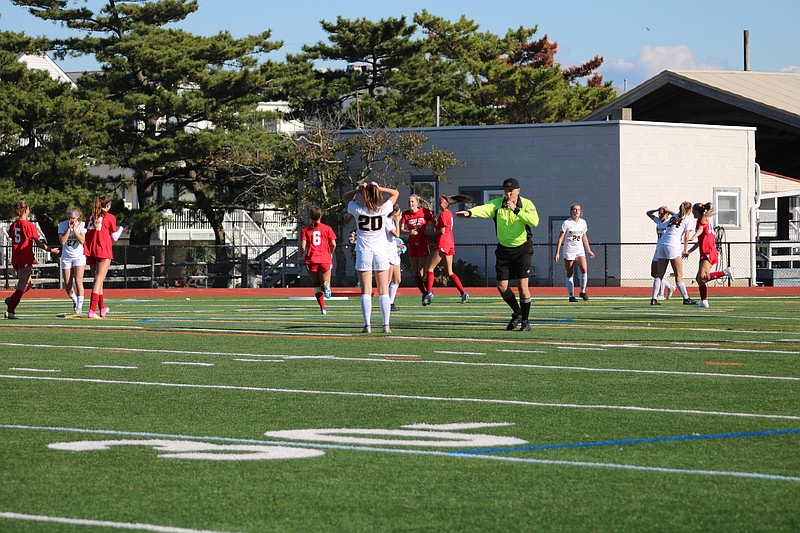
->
<box><xmin>86</xmin><ymin>365</ymin><xmax>138</xmax><ymax>370</ymax></box>
<box><xmin>556</xmin><ymin>346</ymin><xmax>607</xmax><ymax>351</ymax></box>
<box><xmin>2</xmin><ymin>374</ymin><xmax>798</xmax><ymax>421</ymax></box>
<box><xmin>369</xmin><ymin>353</ymin><xmax>420</xmax><ymax>358</ymax></box>
<box><xmin>2</xmin><ymin>424</ymin><xmax>798</xmax><ymax>483</ymax></box>
<box><xmin>8</xmin><ymin>368</ymin><xmax>60</xmax><ymax>373</ymax></box>
<box><xmin>1</xmin><ymin>342</ymin><xmax>797</xmax><ymax>382</ymax></box>
<box><xmin>0</xmin><ymin>511</ymin><xmax>236</xmax><ymax>532</ymax></box>
<box><xmin>163</xmin><ymin>362</ymin><xmax>214</xmax><ymax>367</ymax></box>
<box><xmin>234</xmin><ymin>359</ymin><xmax>284</xmax><ymax>363</ymax></box>
<box><xmin>434</xmin><ymin>351</ymin><xmax>486</xmax><ymax>355</ymax></box>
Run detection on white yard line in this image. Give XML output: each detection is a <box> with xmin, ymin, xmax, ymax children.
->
<box><xmin>0</xmin><ymin>512</ymin><xmax>236</xmax><ymax>533</ymax></box>
<box><xmin>2</xmin><ymin>374</ymin><xmax>798</xmax><ymax>421</ymax></box>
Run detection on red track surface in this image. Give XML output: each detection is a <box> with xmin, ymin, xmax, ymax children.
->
<box><xmin>10</xmin><ymin>286</ymin><xmax>800</xmax><ymax>299</ymax></box>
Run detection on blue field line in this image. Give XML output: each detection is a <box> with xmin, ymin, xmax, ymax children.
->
<box><xmin>3</xmin><ymin>423</ymin><xmax>799</xmax><ymax>482</ymax></box>
<box><xmin>450</xmin><ymin>428</ymin><xmax>800</xmax><ymax>455</ymax></box>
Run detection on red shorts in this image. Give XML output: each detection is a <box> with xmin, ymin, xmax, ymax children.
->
<box><xmin>306</xmin><ymin>262</ymin><xmax>332</xmax><ymax>273</ymax></box>
<box><xmin>86</xmin><ymin>256</ymin><xmax>112</xmax><ymax>266</ymax></box>
<box><xmin>435</xmin><ymin>246</ymin><xmax>455</xmax><ymax>256</ymax></box>
<box><xmin>700</xmin><ymin>250</ymin><xmax>719</xmax><ymax>265</ymax></box>
<box><xmin>12</xmin><ymin>262</ymin><xmax>33</xmax><ymax>270</ymax></box>
<box><xmin>407</xmin><ymin>240</ymin><xmax>431</xmax><ymax>258</ymax></box>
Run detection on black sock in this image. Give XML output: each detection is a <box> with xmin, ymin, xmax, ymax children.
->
<box><xmin>501</xmin><ymin>289</ymin><xmax>521</xmax><ymax>315</ymax></box>
<box><xmin>521</xmin><ymin>297</ymin><xmax>531</xmax><ymax>321</ymax></box>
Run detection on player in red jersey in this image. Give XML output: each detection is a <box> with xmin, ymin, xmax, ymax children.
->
<box><xmin>300</xmin><ymin>206</ymin><xmax>337</xmax><ymax>315</ymax></box>
<box><xmin>422</xmin><ymin>195</ymin><xmax>472</xmax><ymax>306</ymax></box>
<box><xmin>84</xmin><ymin>195</ymin><xmax>125</xmax><ymax>319</ymax></box>
<box><xmin>400</xmin><ymin>195</ymin><xmax>435</xmax><ymax>297</ymax></box>
<box><xmin>4</xmin><ymin>200</ymin><xmax>58</xmax><ymax>319</ymax></box>
<box><xmin>684</xmin><ymin>202</ymin><xmax>733</xmax><ymax>308</ymax></box>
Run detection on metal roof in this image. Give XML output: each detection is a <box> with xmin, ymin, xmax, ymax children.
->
<box><xmin>581</xmin><ymin>70</ymin><xmax>800</xmax><ymax>177</ymax></box>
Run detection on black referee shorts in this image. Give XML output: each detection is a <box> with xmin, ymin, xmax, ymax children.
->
<box><xmin>495</xmin><ymin>241</ymin><xmax>533</xmax><ymax>281</ymax></box>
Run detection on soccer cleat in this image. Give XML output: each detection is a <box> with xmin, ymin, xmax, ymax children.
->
<box><xmin>361</xmin><ymin>325</ymin><xmax>371</xmax><ymax>334</ymax></box>
<box><xmin>460</xmin><ymin>292</ymin><xmax>469</xmax><ymax>304</ymax></box>
<box><xmin>382</xmin><ymin>325</ymin><xmax>391</xmax><ymax>334</ymax></box>
<box><xmin>579</xmin><ymin>292</ymin><xmax>589</xmax><ymax>301</ymax></box>
<box><xmin>664</xmin><ymin>286</ymin><xmax>674</xmax><ymax>299</ymax></box>
<box><xmin>422</xmin><ymin>292</ymin><xmax>434</xmax><ymax>306</ymax></box>
<box><xmin>695</xmin><ymin>300</ymin><xmax>710</xmax><ymax>308</ymax></box>
<box><xmin>323</xmin><ymin>281</ymin><xmax>332</xmax><ymax>299</ymax></box>
<box><xmin>4</xmin><ymin>311</ymin><xmax>17</xmax><ymax>320</ymax></box>
<box><xmin>87</xmin><ymin>310</ymin><xmax>101</xmax><ymax>319</ymax></box>
<box><xmin>519</xmin><ymin>320</ymin><xmax>531</xmax><ymax>332</ymax></box>
<box><xmin>390</xmin><ymin>304</ymin><xmax>399</xmax><ymax>312</ymax></box>
<box><xmin>650</xmin><ymin>299</ymin><xmax>661</xmax><ymax>306</ymax></box>
<box><xmin>724</xmin><ymin>267</ymin><xmax>734</xmax><ymax>282</ymax></box>
<box><xmin>100</xmin><ymin>306</ymin><xmax>110</xmax><ymax>318</ymax></box>
<box><xmin>506</xmin><ymin>313</ymin><xmax>521</xmax><ymax>330</ymax></box>
<box><xmin>320</xmin><ymin>308</ymin><xmax>328</xmax><ymax>315</ymax></box>
<box><xmin>569</xmin><ymin>296</ymin><xmax>577</xmax><ymax>302</ymax></box>
<box><xmin>73</xmin><ymin>302</ymin><xmax>79</xmax><ymax>314</ymax></box>
<box><xmin>683</xmin><ymin>298</ymin><xmax>696</xmax><ymax>305</ymax></box>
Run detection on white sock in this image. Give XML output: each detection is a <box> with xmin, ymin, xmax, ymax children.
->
<box><xmin>566</xmin><ymin>278</ymin><xmax>575</xmax><ymax>297</ymax></box>
<box><xmin>580</xmin><ymin>273</ymin><xmax>588</xmax><ymax>292</ymax></box>
<box><xmin>361</xmin><ymin>294</ymin><xmax>371</xmax><ymax>327</ymax></box>
<box><xmin>76</xmin><ymin>295</ymin><xmax>85</xmax><ymax>311</ymax></box>
<box><xmin>676</xmin><ymin>282</ymin><xmax>689</xmax><ymax>299</ymax></box>
<box><xmin>379</xmin><ymin>294</ymin><xmax>391</xmax><ymax>326</ymax></box>
<box><xmin>388</xmin><ymin>282</ymin><xmax>398</xmax><ymax>304</ymax></box>
<box><xmin>661</xmin><ymin>279</ymin><xmax>673</xmax><ymax>296</ymax></box>
<box><xmin>69</xmin><ymin>293</ymin><xmax>78</xmax><ymax>304</ymax></box>
<box><xmin>651</xmin><ymin>278</ymin><xmax>662</xmax><ymax>300</ymax></box>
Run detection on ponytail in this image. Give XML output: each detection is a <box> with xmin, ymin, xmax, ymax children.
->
<box><xmin>309</xmin><ymin>206</ymin><xmax>322</xmax><ymax>228</ymax></box>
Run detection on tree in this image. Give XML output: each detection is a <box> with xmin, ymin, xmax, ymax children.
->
<box><xmin>0</xmin><ymin>31</ymin><xmax>107</xmax><ymax>243</ymax></box>
<box><xmin>12</xmin><ymin>0</ymin><xmax>283</xmax><ymax>244</ymax></box>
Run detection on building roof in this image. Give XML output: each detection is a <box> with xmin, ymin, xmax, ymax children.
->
<box><xmin>17</xmin><ymin>53</ymin><xmax>77</xmax><ymax>87</ymax></box>
<box><xmin>581</xmin><ymin>70</ymin><xmax>800</xmax><ymax>177</ymax></box>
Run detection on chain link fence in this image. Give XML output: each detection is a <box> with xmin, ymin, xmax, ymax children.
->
<box><xmin>3</xmin><ymin>240</ymin><xmax>788</xmax><ymax>290</ymax></box>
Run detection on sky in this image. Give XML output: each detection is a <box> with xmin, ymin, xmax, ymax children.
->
<box><xmin>1</xmin><ymin>0</ymin><xmax>798</xmax><ymax>88</ymax></box>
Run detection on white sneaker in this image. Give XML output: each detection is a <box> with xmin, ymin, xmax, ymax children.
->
<box><xmin>724</xmin><ymin>267</ymin><xmax>734</xmax><ymax>282</ymax></box>
<box><xmin>361</xmin><ymin>325</ymin><xmax>371</xmax><ymax>334</ymax></box>
<box><xmin>382</xmin><ymin>325</ymin><xmax>391</xmax><ymax>334</ymax></box>
<box><xmin>695</xmin><ymin>300</ymin><xmax>710</xmax><ymax>308</ymax></box>
<box><xmin>320</xmin><ymin>308</ymin><xmax>328</xmax><ymax>315</ymax></box>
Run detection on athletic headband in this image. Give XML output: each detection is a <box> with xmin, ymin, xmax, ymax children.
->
<box><xmin>67</xmin><ymin>211</ymin><xmax>79</xmax><ymax>217</ymax></box>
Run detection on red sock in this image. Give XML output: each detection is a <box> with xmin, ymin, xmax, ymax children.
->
<box><xmin>7</xmin><ymin>290</ymin><xmax>23</xmax><ymax>312</ymax></box>
<box><xmin>699</xmin><ymin>284</ymin><xmax>708</xmax><ymax>300</ymax></box>
<box><xmin>449</xmin><ymin>274</ymin><xmax>465</xmax><ymax>293</ymax></box>
<box><xmin>90</xmin><ymin>293</ymin><xmax>99</xmax><ymax>312</ymax></box>
<box><xmin>426</xmin><ymin>271</ymin><xmax>435</xmax><ymax>293</ymax></box>
<box><xmin>316</xmin><ymin>291</ymin><xmax>325</xmax><ymax>311</ymax></box>
<box><xmin>708</xmin><ymin>271</ymin><xmax>725</xmax><ymax>280</ymax></box>
<box><xmin>99</xmin><ymin>294</ymin><xmax>105</xmax><ymax>309</ymax></box>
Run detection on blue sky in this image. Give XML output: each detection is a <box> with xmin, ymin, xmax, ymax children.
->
<box><xmin>2</xmin><ymin>0</ymin><xmax>798</xmax><ymax>88</ymax></box>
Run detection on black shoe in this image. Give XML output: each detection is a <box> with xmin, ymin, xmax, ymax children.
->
<box><xmin>506</xmin><ymin>313</ymin><xmax>521</xmax><ymax>330</ymax></box>
<box><xmin>683</xmin><ymin>298</ymin><xmax>696</xmax><ymax>305</ymax></box>
<box><xmin>390</xmin><ymin>304</ymin><xmax>399</xmax><ymax>312</ymax></box>
<box><xmin>579</xmin><ymin>292</ymin><xmax>589</xmax><ymax>301</ymax></box>
<box><xmin>519</xmin><ymin>321</ymin><xmax>531</xmax><ymax>332</ymax></box>
<box><xmin>568</xmin><ymin>296</ymin><xmax>577</xmax><ymax>302</ymax></box>
<box><xmin>650</xmin><ymin>299</ymin><xmax>660</xmax><ymax>306</ymax></box>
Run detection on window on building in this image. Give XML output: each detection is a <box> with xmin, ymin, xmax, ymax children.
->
<box><xmin>411</xmin><ymin>176</ymin><xmax>437</xmax><ymax>209</ymax></box>
<box><xmin>713</xmin><ymin>189</ymin><xmax>740</xmax><ymax>228</ymax></box>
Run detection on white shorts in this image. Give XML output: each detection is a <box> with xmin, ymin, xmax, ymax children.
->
<box><xmin>388</xmin><ymin>251</ymin><xmax>400</xmax><ymax>266</ymax></box>
<box><xmin>655</xmin><ymin>241</ymin><xmax>682</xmax><ymax>261</ymax></box>
<box><xmin>356</xmin><ymin>249</ymin><xmax>390</xmax><ymax>272</ymax></box>
<box><xmin>61</xmin><ymin>255</ymin><xmax>87</xmax><ymax>270</ymax></box>
<box><xmin>563</xmin><ymin>250</ymin><xmax>585</xmax><ymax>261</ymax></box>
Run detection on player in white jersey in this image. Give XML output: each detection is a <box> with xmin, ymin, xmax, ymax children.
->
<box><xmin>343</xmin><ymin>182</ymin><xmax>399</xmax><ymax>333</ymax></box>
<box><xmin>554</xmin><ymin>204</ymin><xmax>595</xmax><ymax>301</ymax></box>
<box><xmin>651</xmin><ymin>201</ymin><xmax>696</xmax><ymax>305</ymax></box>
<box><xmin>647</xmin><ymin>206</ymin><xmax>676</xmax><ymax>300</ymax></box>
<box><xmin>385</xmin><ymin>205</ymin><xmax>404</xmax><ymax>312</ymax></box>
<box><xmin>57</xmin><ymin>208</ymin><xmax>88</xmax><ymax>314</ymax></box>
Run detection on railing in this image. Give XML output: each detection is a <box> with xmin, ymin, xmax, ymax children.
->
<box><xmin>3</xmin><ymin>241</ymin><xmax>788</xmax><ymax>290</ymax></box>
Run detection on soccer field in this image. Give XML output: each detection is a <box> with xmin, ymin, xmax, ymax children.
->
<box><xmin>1</xmin><ymin>293</ymin><xmax>799</xmax><ymax>532</ymax></box>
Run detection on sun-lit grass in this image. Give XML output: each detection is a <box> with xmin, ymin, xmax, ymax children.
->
<box><xmin>1</xmin><ymin>294</ymin><xmax>799</xmax><ymax>532</ymax></box>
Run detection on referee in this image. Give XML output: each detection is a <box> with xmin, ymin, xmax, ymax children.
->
<box><xmin>457</xmin><ymin>178</ymin><xmax>539</xmax><ymax>331</ymax></box>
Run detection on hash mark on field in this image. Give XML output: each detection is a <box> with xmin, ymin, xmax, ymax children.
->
<box><xmin>162</xmin><ymin>362</ymin><xmax>214</xmax><ymax>367</ymax></box>
<box><xmin>85</xmin><ymin>365</ymin><xmax>138</xmax><ymax>370</ymax></box>
<box><xmin>234</xmin><ymin>359</ymin><xmax>284</xmax><ymax>363</ymax></box>
<box><xmin>9</xmin><ymin>368</ymin><xmax>60</xmax><ymax>373</ymax></box>
<box><xmin>497</xmin><ymin>349</ymin><xmax>547</xmax><ymax>354</ymax></box>
<box><xmin>556</xmin><ymin>346</ymin><xmax>607</xmax><ymax>351</ymax></box>
<box><xmin>434</xmin><ymin>351</ymin><xmax>486</xmax><ymax>355</ymax></box>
